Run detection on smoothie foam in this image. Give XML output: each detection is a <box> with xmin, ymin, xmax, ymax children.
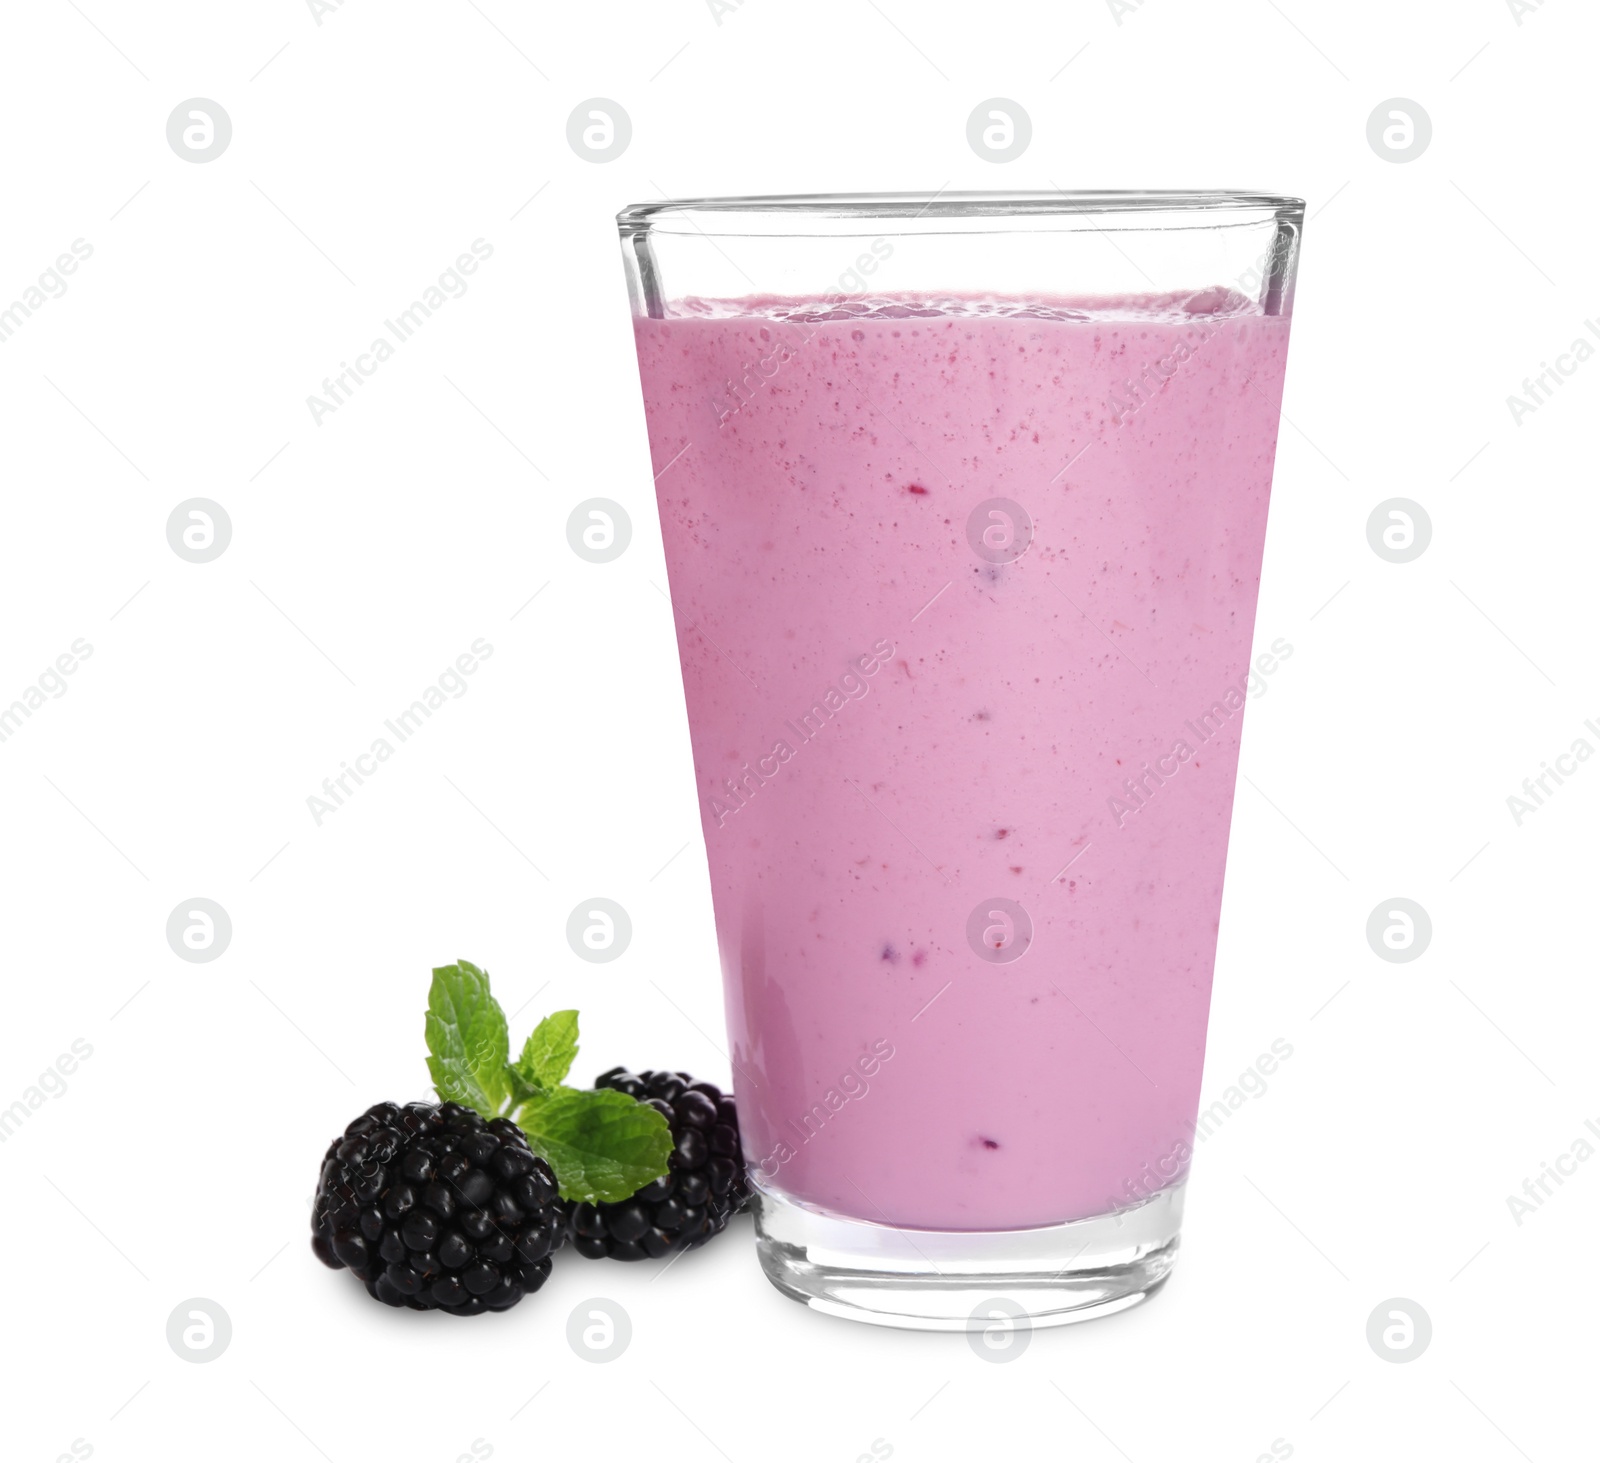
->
<box><xmin>634</xmin><ymin>291</ymin><xmax>1290</xmax><ymax>1231</ymax></box>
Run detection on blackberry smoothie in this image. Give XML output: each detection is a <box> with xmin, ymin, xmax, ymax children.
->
<box><xmin>621</xmin><ymin>190</ymin><xmax>1303</xmax><ymax>1328</ymax></box>
<box><xmin>634</xmin><ymin>292</ymin><xmax>1290</xmax><ymax>1231</ymax></box>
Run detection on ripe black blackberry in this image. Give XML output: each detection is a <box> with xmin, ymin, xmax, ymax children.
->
<box><xmin>311</xmin><ymin>1100</ymin><xmax>563</xmax><ymax>1314</ymax></box>
<box><xmin>568</xmin><ymin>1069</ymin><xmax>749</xmax><ymax>1261</ymax></box>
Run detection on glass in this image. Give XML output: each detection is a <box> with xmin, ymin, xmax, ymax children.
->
<box><xmin>618</xmin><ymin>191</ymin><xmax>1304</xmax><ymax>1330</ymax></box>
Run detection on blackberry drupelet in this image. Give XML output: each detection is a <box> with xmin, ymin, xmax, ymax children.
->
<box><xmin>311</xmin><ymin>1100</ymin><xmax>563</xmax><ymax>1314</ymax></box>
<box><xmin>568</xmin><ymin>1069</ymin><xmax>750</xmax><ymax>1260</ymax></box>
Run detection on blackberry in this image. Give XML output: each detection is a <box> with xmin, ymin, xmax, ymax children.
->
<box><xmin>311</xmin><ymin>1100</ymin><xmax>563</xmax><ymax>1314</ymax></box>
<box><xmin>567</xmin><ymin>1069</ymin><xmax>749</xmax><ymax>1261</ymax></box>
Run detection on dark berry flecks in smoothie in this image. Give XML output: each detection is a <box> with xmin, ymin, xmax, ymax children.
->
<box><xmin>635</xmin><ymin>291</ymin><xmax>1290</xmax><ymax>1229</ymax></box>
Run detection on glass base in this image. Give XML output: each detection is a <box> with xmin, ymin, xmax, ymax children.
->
<box><xmin>752</xmin><ymin>1177</ymin><xmax>1183</xmax><ymax>1332</ymax></box>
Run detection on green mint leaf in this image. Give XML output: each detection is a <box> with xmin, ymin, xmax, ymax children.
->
<box><xmin>514</xmin><ymin>1087</ymin><xmax>673</xmax><ymax>1204</ymax></box>
<box><xmin>425</xmin><ymin>960</ymin><xmax>511</xmax><ymax>1118</ymax></box>
<box><xmin>513</xmin><ymin>1009</ymin><xmax>580</xmax><ymax>1094</ymax></box>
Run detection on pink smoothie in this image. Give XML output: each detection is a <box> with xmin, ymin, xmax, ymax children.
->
<box><xmin>633</xmin><ymin>291</ymin><xmax>1292</xmax><ymax>1231</ymax></box>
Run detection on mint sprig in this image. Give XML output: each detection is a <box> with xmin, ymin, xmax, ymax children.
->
<box><xmin>424</xmin><ymin>961</ymin><xmax>672</xmax><ymax>1205</ymax></box>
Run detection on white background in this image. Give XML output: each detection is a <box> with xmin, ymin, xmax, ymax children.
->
<box><xmin>2</xmin><ymin>1</ymin><xmax>1595</xmax><ymax>1460</ymax></box>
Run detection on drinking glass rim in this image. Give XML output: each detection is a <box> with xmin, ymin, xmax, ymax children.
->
<box><xmin>618</xmin><ymin>190</ymin><xmax>1305</xmax><ymax>236</ymax></box>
